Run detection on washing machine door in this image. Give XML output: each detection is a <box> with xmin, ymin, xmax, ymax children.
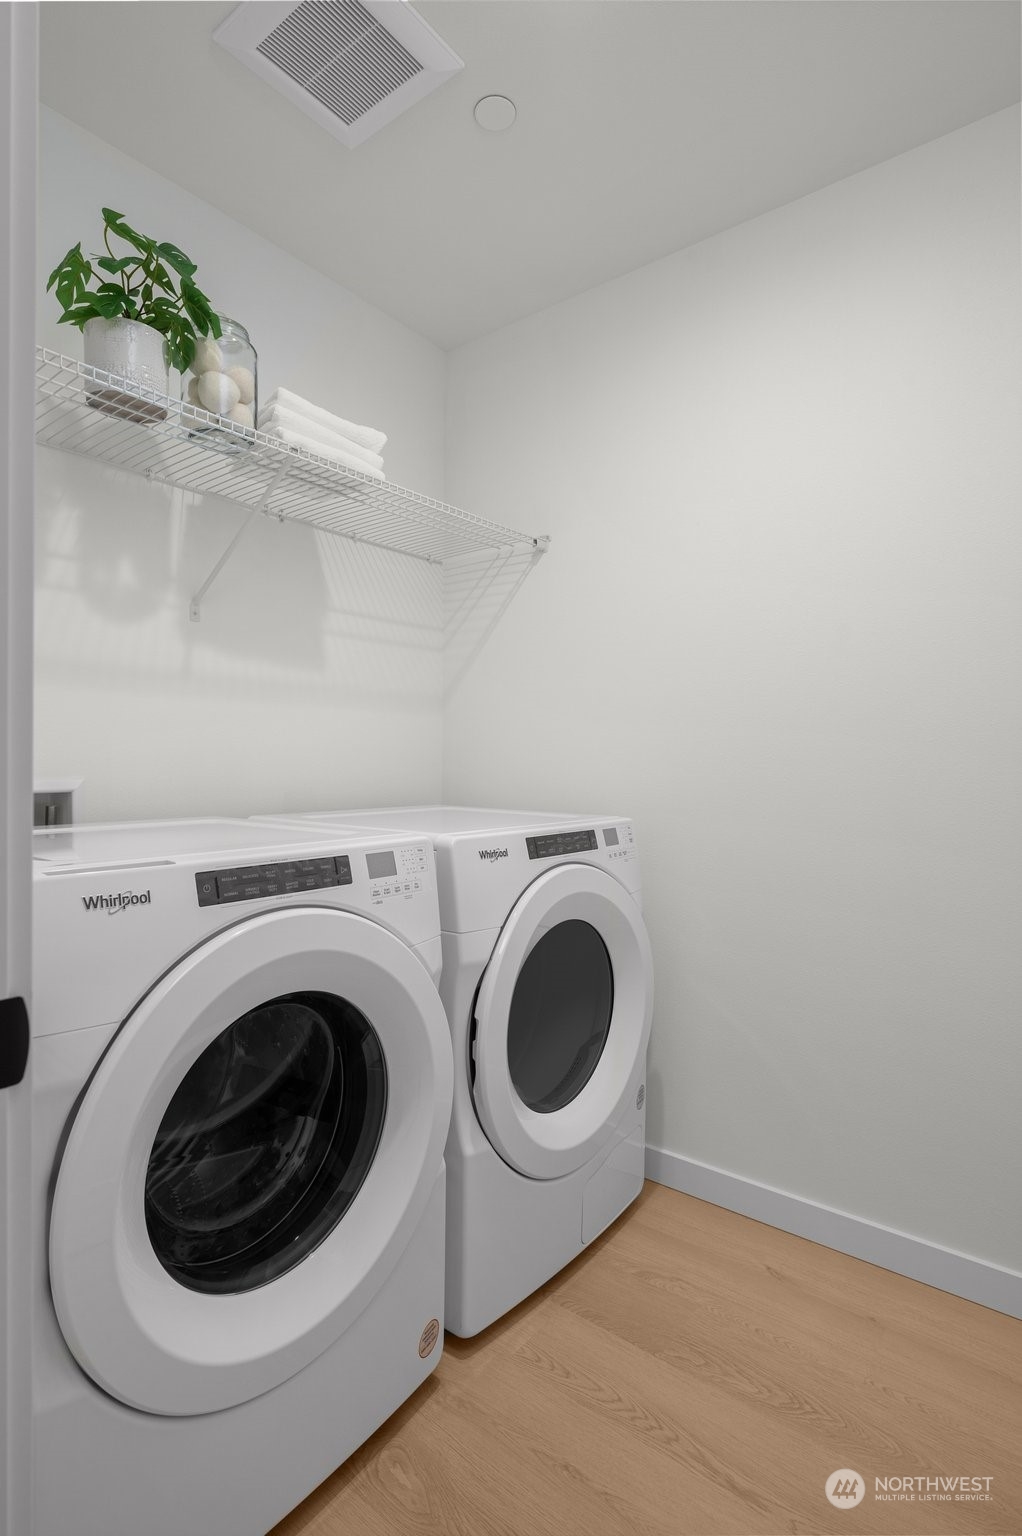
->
<box><xmin>48</xmin><ymin>906</ymin><xmax>452</xmax><ymax>1417</ymax></box>
<box><xmin>471</xmin><ymin>864</ymin><xmax>652</xmax><ymax>1180</ymax></box>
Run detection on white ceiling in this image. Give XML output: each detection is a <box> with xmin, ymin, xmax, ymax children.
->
<box><xmin>40</xmin><ymin>1</ymin><xmax>1020</xmax><ymax>350</ymax></box>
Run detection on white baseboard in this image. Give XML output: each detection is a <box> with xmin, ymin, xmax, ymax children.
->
<box><xmin>645</xmin><ymin>1146</ymin><xmax>1022</xmax><ymax>1320</ymax></box>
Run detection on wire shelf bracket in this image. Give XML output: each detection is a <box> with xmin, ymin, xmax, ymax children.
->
<box><xmin>188</xmin><ymin>460</ymin><xmax>290</xmax><ymax>621</ymax></box>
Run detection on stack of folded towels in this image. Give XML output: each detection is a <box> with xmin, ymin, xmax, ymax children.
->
<box><xmin>258</xmin><ymin>387</ymin><xmax>387</xmax><ymax>481</ymax></box>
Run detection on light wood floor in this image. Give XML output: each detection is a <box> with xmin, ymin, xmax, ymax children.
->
<box><xmin>271</xmin><ymin>1182</ymin><xmax>1022</xmax><ymax>1536</ymax></box>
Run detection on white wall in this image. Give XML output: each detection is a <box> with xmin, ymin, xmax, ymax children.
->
<box><xmin>444</xmin><ymin>108</ymin><xmax>1022</xmax><ymax>1273</ymax></box>
<box><xmin>36</xmin><ymin>108</ymin><xmax>447</xmax><ymax>822</ymax></box>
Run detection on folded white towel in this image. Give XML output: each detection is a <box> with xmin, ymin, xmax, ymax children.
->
<box><xmin>260</xmin><ymin>387</ymin><xmax>387</xmax><ymax>454</ymax></box>
<box><xmin>258</xmin><ymin>402</ymin><xmax>385</xmax><ymax>472</ymax></box>
<box><xmin>262</xmin><ymin>422</ymin><xmax>385</xmax><ymax>481</ymax></box>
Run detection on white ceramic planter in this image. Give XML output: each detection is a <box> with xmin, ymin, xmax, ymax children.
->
<box><xmin>83</xmin><ymin>317</ymin><xmax>170</xmax><ymax>422</ymax></box>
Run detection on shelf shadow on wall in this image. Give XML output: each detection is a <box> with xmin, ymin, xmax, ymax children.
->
<box><xmin>35</xmin><ymin>449</ymin><xmax>445</xmax><ymax>706</ymax></box>
<box><xmin>443</xmin><ymin>545</ymin><xmax>544</xmax><ymax>699</ymax></box>
<box><xmin>36</xmin><ymin>451</ymin><xmax>180</xmax><ymax>627</ymax></box>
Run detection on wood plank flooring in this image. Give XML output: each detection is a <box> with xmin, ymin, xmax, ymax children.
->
<box><xmin>270</xmin><ymin>1183</ymin><xmax>1022</xmax><ymax>1536</ymax></box>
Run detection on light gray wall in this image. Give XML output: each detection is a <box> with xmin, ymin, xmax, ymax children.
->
<box><xmin>36</xmin><ymin>108</ymin><xmax>447</xmax><ymax>822</ymax></box>
<box><xmin>444</xmin><ymin>108</ymin><xmax>1022</xmax><ymax>1272</ymax></box>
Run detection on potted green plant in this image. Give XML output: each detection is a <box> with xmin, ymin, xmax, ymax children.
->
<box><xmin>47</xmin><ymin>208</ymin><xmax>221</xmax><ymax>419</ymax></box>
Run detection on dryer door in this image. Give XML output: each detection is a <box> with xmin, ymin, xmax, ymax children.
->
<box><xmin>49</xmin><ymin>907</ymin><xmax>452</xmax><ymax>1416</ymax></box>
<box><xmin>471</xmin><ymin>864</ymin><xmax>652</xmax><ymax>1180</ymax></box>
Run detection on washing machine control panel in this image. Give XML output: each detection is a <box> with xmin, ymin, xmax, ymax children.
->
<box><xmin>369</xmin><ymin>843</ymin><xmax>429</xmax><ymax>904</ymax></box>
<box><xmin>195</xmin><ymin>855</ymin><xmax>352</xmax><ymax>906</ymax></box>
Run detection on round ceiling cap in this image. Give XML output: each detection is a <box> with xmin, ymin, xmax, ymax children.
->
<box><xmin>474</xmin><ymin>95</ymin><xmax>517</xmax><ymax>132</ymax></box>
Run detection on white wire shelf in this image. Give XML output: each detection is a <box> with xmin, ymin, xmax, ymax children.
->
<box><xmin>35</xmin><ymin>349</ymin><xmax>548</xmax><ymax>570</ymax></box>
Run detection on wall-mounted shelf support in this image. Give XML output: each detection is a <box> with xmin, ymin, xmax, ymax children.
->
<box><xmin>189</xmin><ymin>510</ymin><xmax>257</xmax><ymax>622</ymax></box>
<box><xmin>189</xmin><ymin>461</ymin><xmax>291</xmax><ymax>621</ymax></box>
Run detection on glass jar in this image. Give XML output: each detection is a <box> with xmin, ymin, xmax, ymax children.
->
<box><xmin>182</xmin><ymin>314</ymin><xmax>257</xmax><ymax>448</ymax></box>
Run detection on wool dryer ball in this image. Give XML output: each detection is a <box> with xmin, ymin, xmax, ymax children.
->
<box><xmin>190</xmin><ymin>338</ymin><xmax>223</xmax><ymax>375</ymax></box>
<box><xmin>226</xmin><ymin>366</ymin><xmax>255</xmax><ymax>406</ymax></box>
<box><xmin>197</xmin><ymin>371</ymin><xmax>241</xmax><ymax>414</ymax></box>
<box><xmin>228</xmin><ymin>402</ymin><xmax>254</xmax><ymax>429</ymax></box>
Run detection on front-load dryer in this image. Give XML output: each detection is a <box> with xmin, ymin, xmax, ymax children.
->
<box><xmin>254</xmin><ymin>807</ymin><xmax>653</xmax><ymax>1337</ymax></box>
<box><xmin>31</xmin><ymin>818</ymin><xmax>453</xmax><ymax>1536</ymax></box>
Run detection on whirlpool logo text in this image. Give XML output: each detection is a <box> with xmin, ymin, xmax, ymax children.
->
<box><xmin>81</xmin><ymin>890</ymin><xmax>152</xmax><ymax>915</ymax></box>
<box><xmin>478</xmin><ymin>848</ymin><xmax>509</xmax><ymax>862</ymax></box>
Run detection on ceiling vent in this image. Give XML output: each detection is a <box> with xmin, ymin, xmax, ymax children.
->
<box><xmin>214</xmin><ymin>1</ymin><xmax>463</xmax><ymax>148</ymax></box>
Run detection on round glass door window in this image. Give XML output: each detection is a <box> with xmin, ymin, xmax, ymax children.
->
<box><xmin>145</xmin><ymin>991</ymin><xmax>387</xmax><ymax>1295</ymax></box>
<box><xmin>506</xmin><ymin>920</ymin><xmax>614</xmax><ymax>1114</ymax></box>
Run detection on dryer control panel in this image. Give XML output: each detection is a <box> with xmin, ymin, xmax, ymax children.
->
<box><xmin>526</xmin><ymin>829</ymin><xmax>598</xmax><ymax>859</ymax></box>
<box><xmin>195</xmin><ymin>855</ymin><xmax>352</xmax><ymax>906</ymax></box>
<box><xmin>525</xmin><ymin>825</ymin><xmax>635</xmax><ymax>865</ymax></box>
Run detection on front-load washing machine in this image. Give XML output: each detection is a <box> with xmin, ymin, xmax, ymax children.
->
<box><xmin>254</xmin><ymin>808</ymin><xmax>653</xmax><ymax>1337</ymax></box>
<box><xmin>31</xmin><ymin>818</ymin><xmax>453</xmax><ymax>1536</ymax></box>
